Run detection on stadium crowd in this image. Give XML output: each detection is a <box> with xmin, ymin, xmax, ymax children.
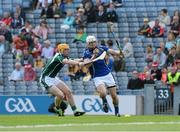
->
<box><xmin>0</xmin><ymin>0</ymin><xmax>179</xmax><ymax>95</ymax></box>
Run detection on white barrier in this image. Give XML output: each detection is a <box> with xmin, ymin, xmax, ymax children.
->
<box><xmin>65</xmin><ymin>95</ymin><xmax>137</xmax><ymax>115</ymax></box>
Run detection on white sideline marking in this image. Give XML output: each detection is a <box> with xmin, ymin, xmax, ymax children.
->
<box><xmin>1</xmin><ymin>122</ymin><xmax>180</xmax><ymax>129</ymax></box>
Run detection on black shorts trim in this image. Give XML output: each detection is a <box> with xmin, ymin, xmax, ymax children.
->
<box><xmin>107</xmin><ymin>85</ymin><xmax>116</xmax><ymax>89</ymax></box>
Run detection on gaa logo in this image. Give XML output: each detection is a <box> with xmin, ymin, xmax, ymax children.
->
<box><xmin>82</xmin><ymin>98</ymin><xmax>112</xmax><ymax>112</ymax></box>
<box><xmin>5</xmin><ymin>98</ymin><xmax>36</xmax><ymax>113</ymax></box>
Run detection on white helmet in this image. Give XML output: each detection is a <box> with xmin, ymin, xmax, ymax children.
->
<box><xmin>86</xmin><ymin>35</ymin><xmax>97</xmax><ymax>43</ymax></box>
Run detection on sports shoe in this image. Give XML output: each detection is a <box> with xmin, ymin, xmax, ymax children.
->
<box><xmin>103</xmin><ymin>103</ymin><xmax>109</xmax><ymax>113</ymax></box>
<box><xmin>115</xmin><ymin>113</ymin><xmax>121</xmax><ymax>117</ymax></box>
<box><xmin>53</xmin><ymin>107</ymin><xmax>63</xmax><ymax>116</ymax></box>
<box><xmin>74</xmin><ymin>111</ymin><xmax>86</xmax><ymax>116</ymax></box>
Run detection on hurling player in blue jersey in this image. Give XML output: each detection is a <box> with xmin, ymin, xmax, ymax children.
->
<box><xmin>83</xmin><ymin>35</ymin><xmax>122</xmax><ymax>117</ymax></box>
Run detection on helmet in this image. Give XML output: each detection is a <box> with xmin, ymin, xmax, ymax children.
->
<box><xmin>57</xmin><ymin>44</ymin><xmax>70</xmax><ymax>53</ymax></box>
<box><xmin>86</xmin><ymin>35</ymin><xmax>97</xmax><ymax>43</ymax></box>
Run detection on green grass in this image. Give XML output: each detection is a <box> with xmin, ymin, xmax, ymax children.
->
<box><xmin>0</xmin><ymin>115</ymin><xmax>180</xmax><ymax>131</ymax></box>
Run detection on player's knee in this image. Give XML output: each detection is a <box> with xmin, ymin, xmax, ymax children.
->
<box><xmin>65</xmin><ymin>89</ymin><xmax>72</xmax><ymax>97</ymax></box>
<box><xmin>56</xmin><ymin>93</ymin><xmax>64</xmax><ymax>100</ymax></box>
<box><xmin>99</xmin><ymin>91</ymin><xmax>107</xmax><ymax>98</ymax></box>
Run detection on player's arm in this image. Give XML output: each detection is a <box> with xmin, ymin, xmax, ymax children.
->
<box><xmin>107</xmin><ymin>49</ymin><xmax>121</xmax><ymax>56</ymax></box>
<box><xmin>62</xmin><ymin>58</ymin><xmax>80</xmax><ymax>65</ymax></box>
<box><xmin>73</xmin><ymin>58</ymin><xmax>83</xmax><ymax>62</ymax></box>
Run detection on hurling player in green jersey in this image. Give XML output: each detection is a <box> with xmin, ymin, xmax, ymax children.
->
<box><xmin>40</xmin><ymin>43</ymin><xmax>85</xmax><ymax>116</ymax></box>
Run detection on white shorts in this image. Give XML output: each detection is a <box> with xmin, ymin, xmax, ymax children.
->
<box><xmin>93</xmin><ymin>73</ymin><xmax>116</xmax><ymax>88</ymax></box>
<box><xmin>40</xmin><ymin>76</ymin><xmax>63</xmax><ymax>90</ymax></box>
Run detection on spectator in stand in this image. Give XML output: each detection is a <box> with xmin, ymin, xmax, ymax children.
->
<box><xmin>21</xmin><ymin>49</ymin><xmax>34</xmax><ymax>66</ymax></box>
<box><xmin>94</xmin><ymin>0</ymin><xmax>102</xmax><ymax>12</ymax></box>
<box><xmin>106</xmin><ymin>3</ymin><xmax>118</xmax><ymax>23</ymax></box>
<box><xmin>165</xmin><ymin>47</ymin><xmax>178</xmax><ymax>68</ymax></box>
<box><xmin>36</xmin><ymin>0</ymin><xmax>52</xmax><ymax>9</ymax></box>
<box><xmin>67</xmin><ymin>64</ymin><xmax>78</xmax><ymax>81</ymax></box>
<box><xmin>36</xmin><ymin>0</ymin><xmax>53</xmax><ymax>18</ymax></box>
<box><xmin>54</xmin><ymin>42</ymin><xmax>61</xmax><ymax>53</ymax></box>
<box><xmin>107</xmin><ymin>39</ymin><xmax>114</xmax><ymax>49</ymax></box>
<box><xmin>20</xmin><ymin>28</ymin><xmax>36</xmax><ymax>52</ymax></box>
<box><xmin>0</xmin><ymin>36</ymin><xmax>5</xmax><ymax>56</ymax></box>
<box><xmin>34</xmin><ymin>20</ymin><xmax>53</xmax><ymax>40</ymax></box>
<box><xmin>167</xmin><ymin>66</ymin><xmax>180</xmax><ymax>92</ymax></box>
<box><xmin>176</xmin><ymin>60</ymin><xmax>180</xmax><ymax>71</ymax></box>
<box><xmin>84</xmin><ymin>1</ymin><xmax>96</xmax><ymax>23</ymax></box>
<box><xmin>0</xmin><ymin>22</ymin><xmax>13</xmax><ymax>44</ymax></box>
<box><xmin>159</xmin><ymin>41</ymin><xmax>165</xmax><ymax>53</ymax></box>
<box><xmin>144</xmin><ymin>71</ymin><xmax>155</xmax><ymax>84</ymax></box>
<box><xmin>45</xmin><ymin>3</ymin><xmax>59</xmax><ymax>18</ymax></box>
<box><xmin>8</xmin><ymin>62</ymin><xmax>24</xmax><ymax>81</ymax></box>
<box><xmin>11</xmin><ymin>13</ymin><xmax>24</xmax><ymax>29</ymax></box>
<box><xmin>24</xmin><ymin>64</ymin><xmax>36</xmax><ymax>81</ymax></box>
<box><xmin>14</xmin><ymin>49</ymin><xmax>23</xmax><ymax>62</ymax></box>
<box><xmin>161</xmin><ymin>68</ymin><xmax>168</xmax><ymax>84</ymax></box>
<box><xmin>67</xmin><ymin>64</ymin><xmax>86</xmax><ymax>81</ymax></box>
<box><xmin>41</xmin><ymin>40</ymin><xmax>54</xmax><ymax>61</ymax></box>
<box><xmin>122</xmin><ymin>37</ymin><xmax>134</xmax><ymax>58</ymax></box>
<box><xmin>148</xmin><ymin>19</ymin><xmax>164</xmax><ymax>37</ymax></box>
<box><xmin>13</xmin><ymin>29</ymin><xmax>28</xmax><ymax>52</ymax></box>
<box><xmin>100</xmin><ymin>39</ymin><xmax>106</xmax><ymax>46</ymax></box>
<box><xmin>15</xmin><ymin>4</ymin><xmax>26</xmax><ymax>23</ymax></box>
<box><xmin>153</xmin><ymin>47</ymin><xmax>167</xmax><ymax>69</ymax></box>
<box><xmin>95</xmin><ymin>5</ymin><xmax>107</xmax><ymax>23</ymax></box>
<box><xmin>139</xmin><ymin>66</ymin><xmax>150</xmax><ymax>81</ymax></box>
<box><xmin>171</xmin><ymin>10</ymin><xmax>180</xmax><ymax>25</ymax></box>
<box><xmin>61</xmin><ymin>10</ymin><xmax>75</xmax><ymax>30</ymax></box>
<box><xmin>169</xmin><ymin>16</ymin><xmax>180</xmax><ymax>38</ymax></box>
<box><xmin>31</xmin><ymin>37</ymin><xmax>42</xmax><ymax>58</ymax></box>
<box><xmin>138</xmin><ymin>18</ymin><xmax>151</xmax><ymax>37</ymax></box>
<box><xmin>176</xmin><ymin>45</ymin><xmax>180</xmax><ymax>60</ymax></box>
<box><xmin>165</xmin><ymin>32</ymin><xmax>176</xmax><ymax>54</ymax></box>
<box><xmin>145</xmin><ymin>45</ymin><xmax>154</xmax><ymax>66</ymax></box>
<box><xmin>73</xmin><ymin>27</ymin><xmax>87</xmax><ymax>43</ymax></box>
<box><xmin>74</xmin><ymin>8</ymin><xmax>87</xmax><ymax>28</ymax></box>
<box><xmin>150</xmin><ymin>62</ymin><xmax>162</xmax><ymax>81</ymax></box>
<box><xmin>23</xmin><ymin>21</ymin><xmax>33</xmax><ymax>33</ymax></box>
<box><xmin>107</xmin><ymin>39</ymin><xmax>125</xmax><ymax>71</ymax></box>
<box><xmin>53</xmin><ymin>0</ymin><xmax>66</xmax><ymax>18</ymax></box>
<box><xmin>127</xmin><ymin>70</ymin><xmax>144</xmax><ymax>90</ymax></box>
<box><xmin>81</xmin><ymin>0</ymin><xmax>93</xmax><ymax>8</ymax></box>
<box><xmin>34</xmin><ymin>55</ymin><xmax>44</xmax><ymax>69</ymax></box>
<box><xmin>1</xmin><ymin>12</ymin><xmax>12</xmax><ymax>27</ymax></box>
<box><xmin>158</xmin><ymin>8</ymin><xmax>171</xmax><ymax>26</ymax></box>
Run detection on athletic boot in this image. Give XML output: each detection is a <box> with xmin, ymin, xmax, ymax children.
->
<box><xmin>102</xmin><ymin>103</ymin><xmax>109</xmax><ymax>113</ymax></box>
<box><xmin>74</xmin><ymin>110</ymin><xmax>86</xmax><ymax>116</ymax></box>
<box><xmin>115</xmin><ymin>113</ymin><xmax>121</xmax><ymax>117</ymax></box>
<box><xmin>53</xmin><ymin>107</ymin><xmax>63</xmax><ymax>116</ymax></box>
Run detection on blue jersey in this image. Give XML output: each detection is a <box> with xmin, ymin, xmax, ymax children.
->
<box><xmin>83</xmin><ymin>46</ymin><xmax>111</xmax><ymax>78</ymax></box>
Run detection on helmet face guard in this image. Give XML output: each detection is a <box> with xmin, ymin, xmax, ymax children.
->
<box><xmin>86</xmin><ymin>36</ymin><xmax>97</xmax><ymax>50</ymax></box>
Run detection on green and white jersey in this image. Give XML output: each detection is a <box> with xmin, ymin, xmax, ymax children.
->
<box><xmin>41</xmin><ymin>53</ymin><xmax>66</xmax><ymax>78</ymax></box>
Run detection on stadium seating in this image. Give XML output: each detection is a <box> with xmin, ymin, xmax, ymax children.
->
<box><xmin>0</xmin><ymin>0</ymin><xmax>179</xmax><ymax>95</ymax></box>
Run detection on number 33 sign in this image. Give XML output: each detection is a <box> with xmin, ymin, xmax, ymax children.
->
<box><xmin>156</xmin><ymin>88</ymin><xmax>170</xmax><ymax>100</ymax></box>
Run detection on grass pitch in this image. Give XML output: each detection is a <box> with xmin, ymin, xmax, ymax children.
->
<box><xmin>0</xmin><ymin>115</ymin><xmax>180</xmax><ymax>131</ymax></box>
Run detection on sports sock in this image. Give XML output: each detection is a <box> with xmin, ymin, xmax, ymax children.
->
<box><xmin>55</xmin><ymin>96</ymin><xmax>62</xmax><ymax>108</ymax></box>
<box><xmin>71</xmin><ymin>105</ymin><xmax>77</xmax><ymax>112</ymax></box>
<box><xmin>114</xmin><ymin>105</ymin><xmax>119</xmax><ymax>115</ymax></box>
<box><xmin>102</xmin><ymin>97</ymin><xmax>108</xmax><ymax>105</ymax></box>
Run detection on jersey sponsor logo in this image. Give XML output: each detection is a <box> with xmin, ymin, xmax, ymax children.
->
<box><xmin>5</xmin><ymin>98</ymin><xmax>36</xmax><ymax>113</ymax></box>
<box><xmin>82</xmin><ymin>98</ymin><xmax>112</xmax><ymax>112</ymax></box>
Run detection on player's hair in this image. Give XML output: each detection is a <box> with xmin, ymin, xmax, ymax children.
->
<box><xmin>57</xmin><ymin>44</ymin><xmax>70</xmax><ymax>53</ymax></box>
